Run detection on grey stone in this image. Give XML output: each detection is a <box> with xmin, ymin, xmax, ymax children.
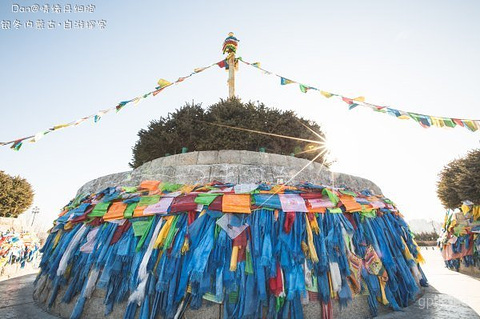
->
<box><xmin>218</xmin><ymin>150</ymin><xmax>242</xmax><ymax>164</ymax></box>
<box><xmin>210</xmin><ymin>164</ymin><xmax>241</xmax><ymax>183</ymax></box>
<box><xmin>75</xmin><ymin>151</ymin><xmax>383</xmax><ymax>196</ymax></box>
<box><xmin>197</xmin><ymin>151</ymin><xmax>219</xmax><ymax>165</ymax></box>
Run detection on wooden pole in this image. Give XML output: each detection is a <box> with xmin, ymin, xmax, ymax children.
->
<box><xmin>223</xmin><ymin>32</ymin><xmax>239</xmax><ymax>99</ymax></box>
<box><xmin>228</xmin><ymin>52</ymin><xmax>235</xmax><ymax>98</ymax></box>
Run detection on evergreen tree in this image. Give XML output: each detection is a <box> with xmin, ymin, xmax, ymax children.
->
<box><xmin>437</xmin><ymin>149</ymin><xmax>480</xmax><ymax>208</ymax></box>
<box><xmin>130</xmin><ymin>98</ymin><xmax>328</xmax><ymax>168</ymax></box>
<box><xmin>0</xmin><ymin>171</ymin><xmax>34</xmax><ymax>218</ymax></box>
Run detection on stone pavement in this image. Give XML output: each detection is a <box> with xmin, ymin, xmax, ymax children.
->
<box><xmin>418</xmin><ymin>247</ymin><xmax>480</xmax><ymax>315</ymax></box>
<box><xmin>0</xmin><ymin>273</ymin><xmax>58</xmax><ymax>319</ymax></box>
<box><xmin>1</xmin><ymin>250</ymin><xmax>479</xmax><ymax>319</ymax></box>
<box><xmin>378</xmin><ymin>285</ymin><xmax>479</xmax><ymax>319</ymax></box>
<box><xmin>378</xmin><ymin>247</ymin><xmax>480</xmax><ymax>319</ymax></box>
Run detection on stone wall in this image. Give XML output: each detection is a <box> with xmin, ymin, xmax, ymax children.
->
<box><xmin>76</xmin><ymin>150</ymin><xmax>382</xmax><ymax>196</ymax></box>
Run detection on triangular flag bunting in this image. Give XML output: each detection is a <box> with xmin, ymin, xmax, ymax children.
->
<box><xmin>443</xmin><ymin>118</ymin><xmax>456</xmax><ymax>128</ymax></box>
<box><xmin>353</xmin><ymin>96</ymin><xmax>365</xmax><ymax>102</ymax></box>
<box><xmin>157</xmin><ymin>79</ymin><xmax>172</xmax><ymax>89</ymax></box>
<box><xmin>116</xmin><ymin>101</ymin><xmax>129</xmax><ymax>112</ymax></box>
<box><xmin>11</xmin><ymin>140</ymin><xmax>23</xmax><ymax>151</ymax></box>
<box><xmin>397</xmin><ymin>110</ymin><xmax>410</xmax><ymax>120</ymax></box>
<box><xmin>53</xmin><ymin>124</ymin><xmax>71</xmax><ymax>130</ymax></box>
<box><xmin>320</xmin><ymin>91</ymin><xmax>334</xmax><ymax>98</ymax></box>
<box><xmin>463</xmin><ymin>120</ymin><xmax>478</xmax><ymax>132</ymax></box>
<box><xmin>418</xmin><ymin>115</ymin><xmax>431</xmax><ymax>128</ymax></box>
<box><xmin>194</xmin><ymin>67</ymin><xmax>207</xmax><ymax>73</ymax></box>
<box><xmin>386</xmin><ymin>108</ymin><xmax>401</xmax><ymax>118</ymax></box>
<box><xmin>299</xmin><ymin>84</ymin><xmax>309</xmax><ymax>93</ymax></box>
<box><xmin>280</xmin><ymin>77</ymin><xmax>294</xmax><ymax>85</ymax></box>
<box><xmin>94</xmin><ymin>110</ymin><xmax>109</xmax><ymax>123</ymax></box>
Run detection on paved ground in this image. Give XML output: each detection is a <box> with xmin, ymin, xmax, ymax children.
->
<box><xmin>378</xmin><ymin>247</ymin><xmax>480</xmax><ymax>319</ymax></box>
<box><xmin>0</xmin><ymin>248</ymin><xmax>478</xmax><ymax>318</ymax></box>
<box><xmin>419</xmin><ymin>247</ymin><xmax>480</xmax><ymax>314</ymax></box>
<box><xmin>0</xmin><ymin>273</ymin><xmax>58</xmax><ymax>319</ymax></box>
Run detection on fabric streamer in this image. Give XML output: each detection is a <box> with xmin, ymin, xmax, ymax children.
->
<box><xmin>35</xmin><ymin>180</ymin><xmax>428</xmax><ymax>319</ymax></box>
<box><xmin>439</xmin><ymin>205</ymin><xmax>480</xmax><ymax>272</ymax></box>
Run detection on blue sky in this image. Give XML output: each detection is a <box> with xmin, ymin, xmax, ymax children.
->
<box><xmin>1</xmin><ymin>0</ymin><xmax>479</xmax><ymax>228</ymax></box>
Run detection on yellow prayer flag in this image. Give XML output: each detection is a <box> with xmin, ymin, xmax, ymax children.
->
<box><xmin>353</xmin><ymin>96</ymin><xmax>365</xmax><ymax>102</ymax></box>
<box><xmin>53</xmin><ymin>124</ymin><xmax>70</xmax><ymax>130</ymax></box>
<box><xmin>157</xmin><ymin>79</ymin><xmax>172</xmax><ymax>88</ymax></box>
<box><xmin>320</xmin><ymin>91</ymin><xmax>333</xmax><ymax>98</ymax></box>
<box><xmin>431</xmin><ymin>117</ymin><xmax>445</xmax><ymax>128</ymax></box>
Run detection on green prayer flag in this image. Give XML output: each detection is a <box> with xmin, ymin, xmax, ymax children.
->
<box><xmin>339</xmin><ymin>189</ymin><xmax>357</xmax><ymax>197</ymax></box>
<box><xmin>322</xmin><ymin>188</ymin><xmax>339</xmax><ymax>205</ymax></box>
<box><xmin>159</xmin><ymin>182</ymin><xmax>183</xmax><ymax>192</ymax></box>
<box><xmin>132</xmin><ymin>220</ymin><xmax>151</xmax><ymax>237</ymax></box>
<box><xmin>361</xmin><ymin>210</ymin><xmax>377</xmax><ymax>218</ymax></box>
<box><xmin>202</xmin><ymin>292</ymin><xmax>223</xmax><ymax>304</ymax></box>
<box><xmin>89</xmin><ymin>201</ymin><xmax>111</xmax><ymax>217</ymax></box>
<box><xmin>299</xmin><ymin>84</ymin><xmax>309</xmax><ymax>93</ymax></box>
<box><xmin>228</xmin><ymin>291</ymin><xmax>239</xmax><ymax>304</ymax></box>
<box><xmin>163</xmin><ymin>217</ymin><xmax>179</xmax><ymax>250</ymax></box>
<box><xmin>328</xmin><ymin>208</ymin><xmax>343</xmax><ymax>214</ymax></box>
<box><xmin>306</xmin><ymin>274</ymin><xmax>318</xmax><ymax>292</ymax></box>
<box><xmin>361</xmin><ymin>207</ymin><xmax>376</xmax><ymax>214</ymax></box>
<box><xmin>134</xmin><ymin>217</ymin><xmax>154</xmax><ymax>252</ymax></box>
<box><xmin>276</xmin><ymin>296</ymin><xmax>285</xmax><ymax>312</ymax></box>
<box><xmin>194</xmin><ymin>193</ymin><xmax>220</xmax><ymax>205</ymax></box>
<box><xmin>138</xmin><ymin>195</ymin><xmax>160</xmax><ymax>206</ymax></box>
<box><xmin>123</xmin><ymin>187</ymin><xmax>138</xmax><ymax>193</ymax></box>
<box><xmin>408</xmin><ymin>113</ymin><xmax>420</xmax><ymax>122</ymax></box>
<box><xmin>245</xmin><ymin>249</ymin><xmax>254</xmax><ymax>274</ymax></box>
<box><xmin>383</xmin><ymin>198</ymin><xmax>393</xmax><ymax>204</ymax></box>
<box><xmin>443</xmin><ymin>118</ymin><xmax>456</xmax><ymax>128</ymax></box>
<box><xmin>123</xmin><ymin>203</ymin><xmax>137</xmax><ymax>219</ymax></box>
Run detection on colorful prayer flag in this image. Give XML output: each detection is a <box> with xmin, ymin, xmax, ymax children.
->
<box><xmin>116</xmin><ymin>101</ymin><xmax>129</xmax><ymax>112</ymax></box>
<box><xmin>10</xmin><ymin>140</ymin><xmax>23</xmax><ymax>151</ymax></box>
<box><xmin>463</xmin><ymin>120</ymin><xmax>478</xmax><ymax>132</ymax></box>
<box><xmin>299</xmin><ymin>84</ymin><xmax>309</xmax><ymax>93</ymax></box>
<box><xmin>320</xmin><ymin>91</ymin><xmax>333</xmax><ymax>98</ymax></box>
<box><xmin>280</xmin><ymin>77</ymin><xmax>294</xmax><ymax>85</ymax></box>
<box><xmin>157</xmin><ymin>79</ymin><xmax>172</xmax><ymax>89</ymax></box>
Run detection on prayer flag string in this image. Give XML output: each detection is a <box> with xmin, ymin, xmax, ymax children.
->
<box><xmin>1</xmin><ymin>61</ymin><xmax>220</xmax><ymax>150</ymax></box>
<box><xmin>238</xmin><ymin>58</ymin><xmax>480</xmax><ymax>132</ymax></box>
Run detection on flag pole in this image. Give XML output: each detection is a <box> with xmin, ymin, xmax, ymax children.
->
<box><xmin>222</xmin><ymin>32</ymin><xmax>239</xmax><ymax>99</ymax></box>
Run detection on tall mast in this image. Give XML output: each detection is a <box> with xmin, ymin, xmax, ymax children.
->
<box><xmin>222</xmin><ymin>32</ymin><xmax>239</xmax><ymax>98</ymax></box>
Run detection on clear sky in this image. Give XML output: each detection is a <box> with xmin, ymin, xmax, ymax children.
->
<box><xmin>1</xmin><ymin>0</ymin><xmax>479</xmax><ymax>229</ymax></box>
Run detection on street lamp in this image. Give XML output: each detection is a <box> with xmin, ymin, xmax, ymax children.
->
<box><xmin>31</xmin><ymin>206</ymin><xmax>40</xmax><ymax>227</ymax></box>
